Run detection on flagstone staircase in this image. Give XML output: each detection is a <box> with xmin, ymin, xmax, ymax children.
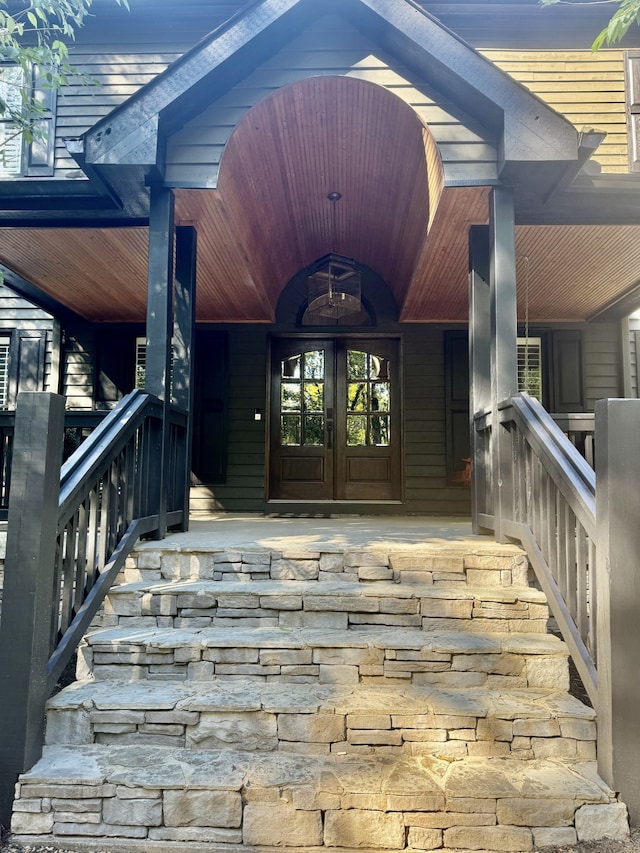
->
<box><xmin>9</xmin><ymin>536</ymin><xmax>629</xmax><ymax>852</ymax></box>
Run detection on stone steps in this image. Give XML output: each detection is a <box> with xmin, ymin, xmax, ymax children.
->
<box><xmin>79</xmin><ymin>625</ymin><xmax>569</xmax><ymax>690</ymax></box>
<box><xmin>96</xmin><ymin>579</ymin><xmax>549</xmax><ymax>634</ymax></box>
<box><xmin>10</xmin><ymin>536</ymin><xmax>630</xmax><ymax>850</ymax></box>
<box><xmin>13</xmin><ymin>744</ymin><xmax>620</xmax><ymax>851</ymax></box>
<box><xmin>45</xmin><ymin>678</ymin><xmax>596</xmax><ymax>761</ymax></box>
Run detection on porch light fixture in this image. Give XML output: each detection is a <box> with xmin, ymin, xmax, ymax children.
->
<box><xmin>307</xmin><ymin>192</ymin><xmax>362</xmax><ymax>320</ymax></box>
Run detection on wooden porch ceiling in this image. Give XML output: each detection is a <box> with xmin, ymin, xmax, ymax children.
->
<box><xmin>0</xmin><ymin>76</ymin><xmax>639</xmax><ymax>324</ymax></box>
<box><xmin>2</xmin><ymin>216</ymin><xmax>640</xmax><ymax>324</ymax></box>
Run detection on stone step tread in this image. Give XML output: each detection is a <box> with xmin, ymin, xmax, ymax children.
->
<box><xmin>132</xmin><ymin>540</ymin><xmax>526</xmax><ymax>557</ymax></box>
<box><xmin>47</xmin><ymin>677</ymin><xmax>595</xmax><ymax>720</ymax></box>
<box><xmin>84</xmin><ymin>625</ymin><xmax>567</xmax><ymax>656</ymax></box>
<box><xmin>107</xmin><ymin>579</ymin><xmax>546</xmax><ymax>604</ymax></box>
<box><xmin>19</xmin><ymin>744</ymin><xmax>613</xmax><ymax>804</ymax></box>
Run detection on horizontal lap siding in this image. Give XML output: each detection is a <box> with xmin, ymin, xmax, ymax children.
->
<box><xmin>192</xmin><ymin>328</ymin><xmax>268</xmax><ymax>514</ymax></box>
<box><xmin>483</xmin><ymin>50</ymin><xmax>629</xmax><ymax>173</ymax></box>
<box><xmin>403</xmin><ymin>327</ymin><xmax>469</xmax><ymax>514</ymax></box>
<box><xmin>55</xmin><ymin>50</ymin><xmax>184</xmax><ymax>175</ymax></box>
<box><xmin>583</xmin><ymin>322</ymin><xmax>622</xmax><ymax>409</ymax></box>
<box><xmin>165</xmin><ymin>15</ymin><xmax>497</xmax><ymax>188</ymax></box>
<box><xmin>63</xmin><ymin>327</ymin><xmax>96</xmax><ymax>410</ymax></box>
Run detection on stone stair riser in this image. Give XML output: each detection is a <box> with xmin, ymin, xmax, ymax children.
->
<box><xmin>79</xmin><ymin>643</ymin><xmax>568</xmax><ymax>691</ymax></box>
<box><xmin>12</xmin><ymin>747</ymin><xmax>624</xmax><ymax>851</ymax></box>
<box><xmin>97</xmin><ymin>588</ymin><xmax>549</xmax><ymax>634</ymax></box>
<box><xmin>46</xmin><ymin>705</ymin><xmax>597</xmax><ymax>761</ymax></box>
<box><xmin>122</xmin><ymin>549</ymin><xmax>531</xmax><ymax>587</ymax></box>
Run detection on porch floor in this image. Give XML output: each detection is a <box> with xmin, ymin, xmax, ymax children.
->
<box><xmin>157</xmin><ymin>514</ymin><xmax>496</xmax><ymax>553</ymax></box>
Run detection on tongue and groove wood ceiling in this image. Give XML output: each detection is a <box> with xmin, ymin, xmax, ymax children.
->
<box><xmin>0</xmin><ymin>75</ymin><xmax>639</xmax><ymax>324</ymax></box>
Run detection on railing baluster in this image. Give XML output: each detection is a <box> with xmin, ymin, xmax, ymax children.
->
<box><xmin>86</xmin><ymin>486</ymin><xmax>99</xmax><ymax>590</ymax></box>
<box><xmin>74</xmin><ymin>500</ymin><xmax>88</xmax><ymax>612</ymax></box>
<box><xmin>576</xmin><ymin>526</ymin><xmax>589</xmax><ymax>644</ymax></box>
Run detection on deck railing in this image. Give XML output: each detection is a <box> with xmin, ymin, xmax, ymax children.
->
<box><xmin>0</xmin><ymin>410</ymin><xmax>109</xmax><ymax>519</ymax></box>
<box><xmin>474</xmin><ymin>392</ymin><xmax>640</xmax><ymax>824</ymax></box>
<box><xmin>0</xmin><ymin>390</ymin><xmax>189</xmax><ymax>824</ymax></box>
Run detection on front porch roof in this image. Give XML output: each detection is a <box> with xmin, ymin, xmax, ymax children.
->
<box><xmin>2</xmin><ymin>0</ymin><xmax>640</xmax><ymax>324</ymax></box>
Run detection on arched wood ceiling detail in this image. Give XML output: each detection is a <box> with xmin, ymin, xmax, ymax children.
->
<box><xmin>215</xmin><ymin>74</ymin><xmax>445</xmax><ymax>314</ymax></box>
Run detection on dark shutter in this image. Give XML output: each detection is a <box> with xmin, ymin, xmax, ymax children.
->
<box><xmin>96</xmin><ymin>327</ymin><xmax>139</xmax><ymax>404</ymax></box>
<box><xmin>25</xmin><ymin>66</ymin><xmax>57</xmax><ymax>177</ymax></box>
<box><xmin>7</xmin><ymin>330</ymin><xmax>47</xmax><ymax>407</ymax></box>
<box><xmin>444</xmin><ymin>330</ymin><xmax>470</xmax><ymax>485</ymax></box>
<box><xmin>192</xmin><ymin>330</ymin><xmax>227</xmax><ymax>484</ymax></box>
<box><xmin>551</xmin><ymin>330</ymin><xmax>584</xmax><ymax>412</ymax></box>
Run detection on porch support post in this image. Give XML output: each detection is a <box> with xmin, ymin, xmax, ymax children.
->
<box><xmin>469</xmin><ymin>225</ymin><xmax>492</xmax><ymax>534</ymax></box>
<box><xmin>489</xmin><ymin>186</ymin><xmax>518</xmax><ymax>542</ymax></box>
<box><xmin>173</xmin><ymin>225</ymin><xmax>197</xmax><ymax>531</ymax></box>
<box><xmin>0</xmin><ymin>392</ymin><xmax>65</xmax><ymax>825</ymax></box>
<box><xmin>595</xmin><ymin>398</ymin><xmax>640</xmax><ymax>824</ymax></box>
<box><xmin>145</xmin><ymin>185</ymin><xmax>175</xmax><ymax>538</ymax></box>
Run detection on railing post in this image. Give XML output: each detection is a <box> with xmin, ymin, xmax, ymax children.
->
<box><xmin>0</xmin><ymin>392</ymin><xmax>65</xmax><ymax>827</ymax></box>
<box><xmin>595</xmin><ymin>398</ymin><xmax>640</xmax><ymax>824</ymax></box>
<box><xmin>489</xmin><ymin>186</ymin><xmax>518</xmax><ymax>542</ymax></box>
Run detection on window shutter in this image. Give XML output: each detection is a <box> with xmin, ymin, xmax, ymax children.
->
<box><xmin>627</xmin><ymin>51</ymin><xmax>640</xmax><ymax>172</ymax></box>
<box><xmin>25</xmin><ymin>66</ymin><xmax>57</xmax><ymax>177</ymax></box>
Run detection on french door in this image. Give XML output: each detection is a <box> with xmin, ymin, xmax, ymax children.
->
<box><xmin>269</xmin><ymin>338</ymin><xmax>401</xmax><ymax>501</ymax></box>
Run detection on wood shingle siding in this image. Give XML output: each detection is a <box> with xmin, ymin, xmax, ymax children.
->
<box><xmin>164</xmin><ymin>15</ymin><xmax>498</xmax><ymax>189</ymax></box>
<box><xmin>484</xmin><ymin>50</ymin><xmax>629</xmax><ymax>173</ymax></box>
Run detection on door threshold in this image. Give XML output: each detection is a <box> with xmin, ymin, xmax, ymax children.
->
<box><xmin>265</xmin><ymin>500</ymin><xmax>405</xmax><ymax>516</ymax></box>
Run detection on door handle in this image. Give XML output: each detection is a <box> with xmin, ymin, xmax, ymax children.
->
<box><xmin>327</xmin><ymin>408</ymin><xmax>333</xmax><ymax>449</ymax></box>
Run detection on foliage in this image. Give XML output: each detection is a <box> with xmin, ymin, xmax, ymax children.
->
<box><xmin>0</xmin><ymin>0</ymin><xmax>129</xmax><ymax>144</ymax></box>
<box><xmin>541</xmin><ymin>0</ymin><xmax>640</xmax><ymax>49</ymax></box>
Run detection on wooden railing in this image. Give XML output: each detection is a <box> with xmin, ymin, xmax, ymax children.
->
<box><xmin>551</xmin><ymin>412</ymin><xmax>595</xmax><ymax>468</ymax></box>
<box><xmin>500</xmin><ymin>395</ymin><xmax>598</xmax><ymax>704</ymax></box>
<box><xmin>474</xmin><ymin>392</ymin><xmax>640</xmax><ymax>823</ymax></box>
<box><xmin>0</xmin><ymin>410</ymin><xmax>109</xmax><ymax>519</ymax></box>
<box><xmin>0</xmin><ymin>390</ymin><xmax>189</xmax><ymax>824</ymax></box>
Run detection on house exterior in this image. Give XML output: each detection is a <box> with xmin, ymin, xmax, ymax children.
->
<box><xmin>3</xmin><ymin>0</ymin><xmax>640</xmax><ymax>836</ymax></box>
<box><xmin>1</xmin><ymin>0</ymin><xmax>640</xmax><ymax>519</ymax></box>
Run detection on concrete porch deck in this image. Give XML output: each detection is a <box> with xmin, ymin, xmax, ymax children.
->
<box><xmin>149</xmin><ymin>514</ymin><xmax>507</xmax><ymax>553</ymax></box>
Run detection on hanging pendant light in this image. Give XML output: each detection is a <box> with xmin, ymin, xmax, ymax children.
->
<box><xmin>307</xmin><ymin>192</ymin><xmax>361</xmax><ymax>320</ymax></box>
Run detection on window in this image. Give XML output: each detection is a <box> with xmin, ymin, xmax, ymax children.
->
<box><xmin>0</xmin><ymin>336</ymin><xmax>10</xmax><ymax>408</ymax></box>
<box><xmin>517</xmin><ymin>336</ymin><xmax>543</xmax><ymax>402</ymax></box>
<box><xmin>627</xmin><ymin>51</ymin><xmax>640</xmax><ymax>172</ymax></box>
<box><xmin>0</xmin><ymin>64</ymin><xmax>57</xmax><ymax>179</ymax></box>
<box><xmin>0</xmin><ymin>66</ymin><xmax>26</xmax><ymax>177</ymax></box>
<box><xmin>135</xmin><ymin>337</ymin><xmax>174</xmax><ymax>393</ymax></box>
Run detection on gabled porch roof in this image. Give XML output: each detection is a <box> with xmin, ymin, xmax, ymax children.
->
<box><xmin>3</xmin><ymin>0</ymin><xmax>640</xmax><ymax>325</ymax></box>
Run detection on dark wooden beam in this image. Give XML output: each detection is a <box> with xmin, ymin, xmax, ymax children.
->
<box><xmin>145</xmin><ymin>185</ymin><xmax>175</xmax><ymax>538</ymax></box>
<box><xmin>490</xmin><ymin>186</ymin><xmax>518</xmax><ymax>542</ymax></box>
<box><xmin>173</xmin><ymin>226</ymin><xmax>197</xmax><ymax>532</ymax></box>
<box><xmin>469</xmin><ymin>224</ymin><xmax>492</xmax><ymax>535</ymax></box>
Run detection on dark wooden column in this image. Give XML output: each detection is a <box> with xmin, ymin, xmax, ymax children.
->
<box><xmin>489</xmin><ymin>186</ymin><xmax>518</xmax><ymax>541</ymax></box>
<box><xmin>0</xmin><ymin>393</ymin><xmax>65</xmax><ymax>825</ymax></box>
<box><xmin>145</xmin><ymin>185</ymin><xmax>175</xmax><ymax>537</ymax></box>
<box><xmin>173</xmin><ymin>226</ymin><xmax>197</xmax><ymax>531</ymax></box>
<box><xmin>468</xmin><ymin>225</ymin><xmax>492</xmax><ymax>534</ymax></box>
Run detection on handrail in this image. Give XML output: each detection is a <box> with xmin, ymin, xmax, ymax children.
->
<box><xmin>503</xmin><ymin>395</ymin><xmax>595</xmax><ymax>533</ymax></box>
<box><xmin>0</xmin><ymin>389</ymin><xmax>190</xmax><ymax>822</ymax></box>
<box><xmin>497</xmin><ymin>392</ymin><xmax>598</xmax><ymax>707</ymax></box>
